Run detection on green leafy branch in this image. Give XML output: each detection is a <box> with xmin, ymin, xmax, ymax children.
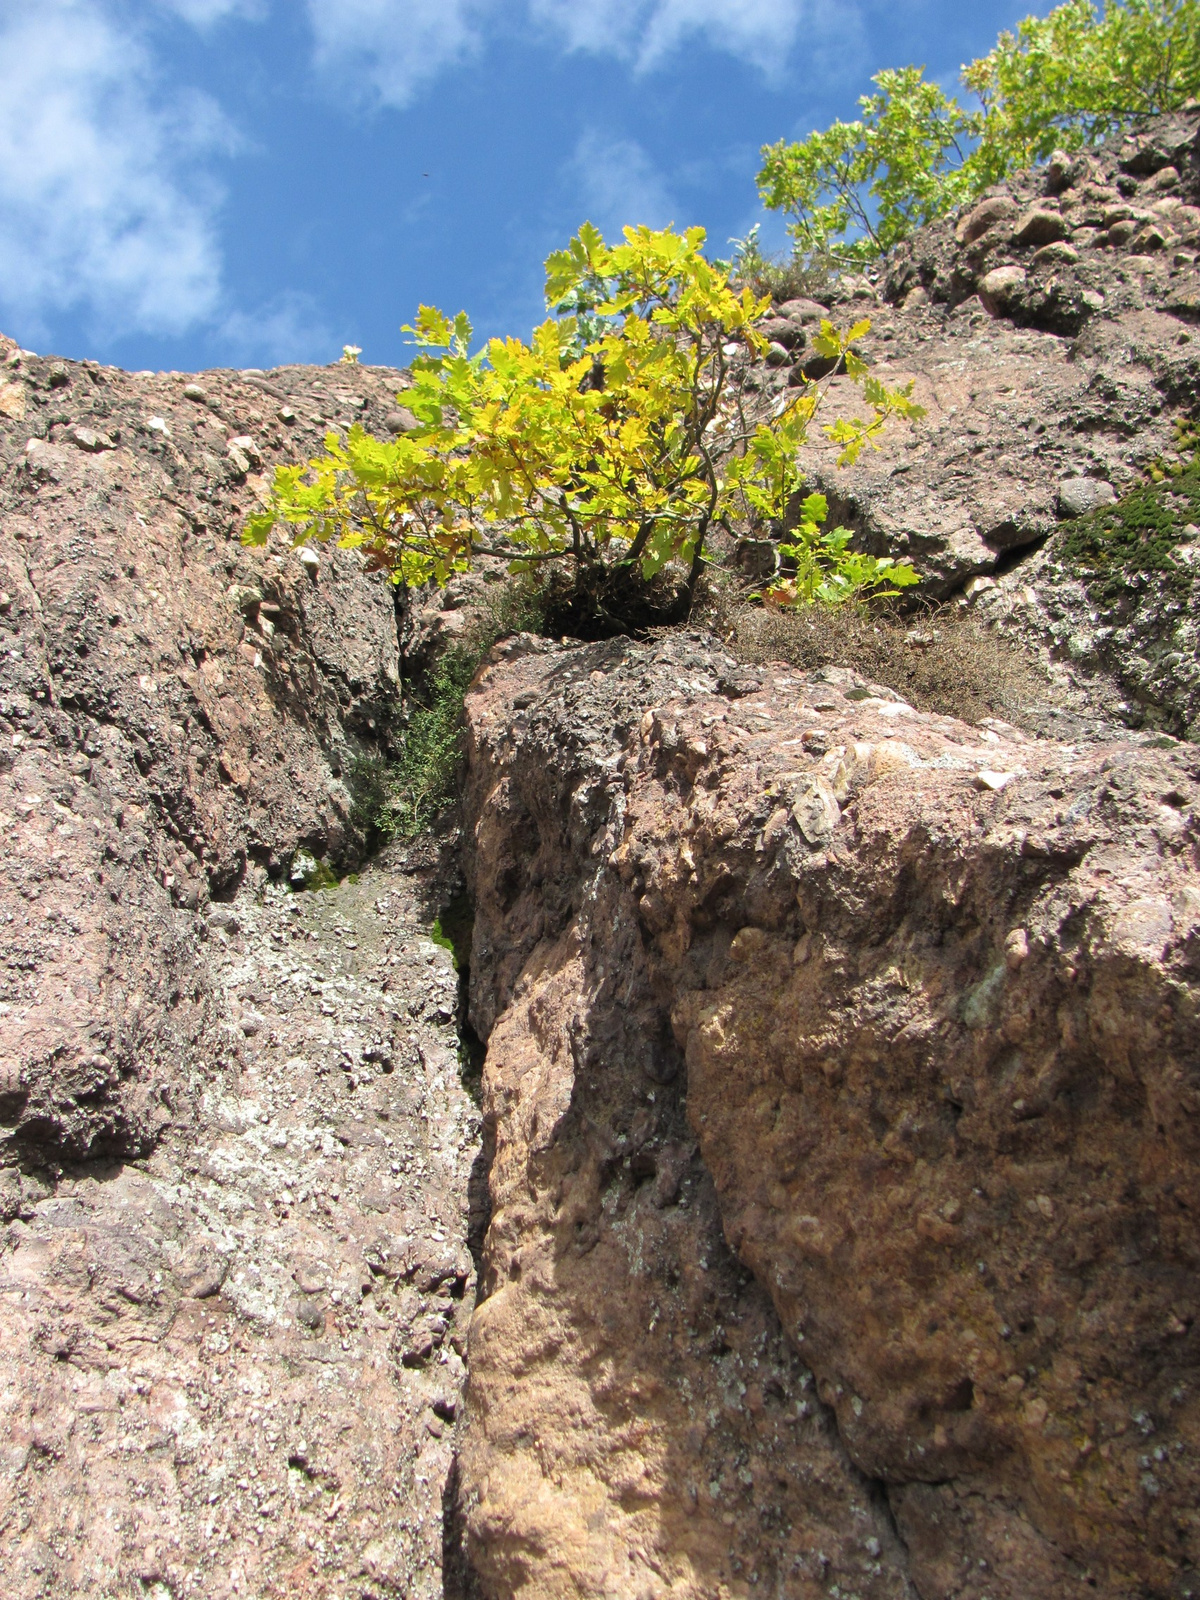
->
<box><xmin>758</xmin><ymin>0</ymin><xmax>1200</xmax><ymax>267</ymax></box>
<box><xmin>244</xmin><ymin>224</ymin><xmax>923</xmax><ymax>613</ymax></box>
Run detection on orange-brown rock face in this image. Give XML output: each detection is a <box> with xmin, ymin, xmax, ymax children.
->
<box><xmin>460</xmin><ymin>633</ymin><xmax>1200</xmax><ymax>1599</ymax></box>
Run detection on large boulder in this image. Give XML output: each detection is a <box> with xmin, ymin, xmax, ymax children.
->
<box><xmin>459</xmin><ymin>631</ymin><xmax>1200</xmax><ymax>1599</ymax></box>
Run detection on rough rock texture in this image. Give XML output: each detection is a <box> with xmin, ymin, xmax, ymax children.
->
<box><xmin>0</xmin><ymin>862</ymin><xmax>479</xmax><ymax>1598</ymax></box>
<box><xmin>460</xmin><ymin>631</ymin><xmax>1200</xmax><ymax>1599</ymax></box>
<box><xmin>5</xmin><ymin>108</ymin><xmax>1200</xmax><ymax>1600</ymax></box>
<box><xmin>767</xmin><ymin>108</ymin><xmax>1200</xmax><ymax>598</ymax></box>
<box><xmin>0</xmin><ymin>333</ymin><xmax>407</xmax><ymax>1162</ymax></box>
<box><xmin>975</xmin><ymin>454</ymin><xmax>1200</xmax><ymax>741</ymax></box>
<box><xmin>0</xmin><ymin>337</ymin><xmax>481</xmax><ymax>1596</ymax></box>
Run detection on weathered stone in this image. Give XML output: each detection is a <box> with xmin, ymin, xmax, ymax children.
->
<box><xmin>787</xmin><ymin>106</ymin><xmax>1200</xmax><ymax>597</ymax></box>
<box><xmin>956</xmin><ymin>194</ymin><xmax>1019</xmax><ymax>244</ymax></box>
<box><xmin>1058</xmin><ymin>476</ymin><xmax>1117</xmax><ymax>516</ymax></box>
<box><xmin>979</xmin><ymin>263</ymin><xmax>1029</xmax><ymax>312</ymax></box>
<box><xmin>756</xmin><ymin>315</ymin><xmax>806</xmax><ymax>350</ymax></box>
<box><xmin>775</xmin><ymin>295</ymin><xmax>829</xmax><ymax>324</ymax></box>
<box><xmin>1014</xmin><ymin>207</ymin><xmax>1069</xmax><ymax>246</ymax></box>
<box><xmin>1032</xmin><ymin>239</ymin><xmax>1079</xmax><ymax>266</ymax></box>
<box><xmin>226</xmin><ymin>433</ymin><xmax>261</xmax><ymax>466</ymax></box>
<box><xmin>66</xmin><ymin>425</ymin><xmax>112</xmax><ymax>452</ymax></box>
<box><xmin>0</xmin><ymin>331</ymin><xmax>482</xmax><ymax>1599</ymax></box>
<box><xmin>461</xmin><ymin>632</ymin><xmax>1200</xmax><ymax>1600</ymax></box>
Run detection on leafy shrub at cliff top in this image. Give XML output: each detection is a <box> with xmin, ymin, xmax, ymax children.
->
<box><xmin>244</xmin><ymin>224</ymin><xmax>922</xmax><ymax>617</ymax></box>
<box><xmin>758</xmin><ymin>0</ymin><xmax>1200</xmax><ymax>268</ymax></box>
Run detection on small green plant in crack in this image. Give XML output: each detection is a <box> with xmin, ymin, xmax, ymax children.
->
<box><xmin>431</xmin><ymin>892</ymin><xmax>474</xmax><ymax>973</ymax></box>
<box><xmin>365</xmin><ymin>580</ymin><xmax>549</xmax><ymax>841</ymax></box>
<box><xmin>289</xmin><ymin>848</ymin><xmax>341</xmax><ymax>892</ymax></box>
<box><xmin>380</xmin><ymin>644</ymin><xmax>478</xmax><ymax>839</ymax></box>
<box><xmin>245</xmin><ymin>223</ymin><xmax>921</xmax><ymax>627</ymax></box>
<box><xmin>430</xmin><ymin>918</ymin><xmax>457</xmax><ymax>964</ymax></box>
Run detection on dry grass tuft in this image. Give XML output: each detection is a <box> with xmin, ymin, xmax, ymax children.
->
<box><xmin>717</xmin><ymin>599</ymin><xmax>1051</xmax><ymax>729</ymax></box>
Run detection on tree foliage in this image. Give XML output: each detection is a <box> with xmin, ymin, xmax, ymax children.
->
<box><xmin>757</xmin><ymin>68</ymin><xmax>978</xmax><ymax>268</ymax></box>
<box><xmin>757</xmin><ymin>0</ymin><xmax>1200</xmax><ymax>267</ymax></box>
<box><xmin>966</xmin><ymin>0</ymin><xmax>1200</xmax><ymax>174</ymax></box>
<box><xmin>245</xmin><ymin>224</ymin><xmax>923</xmax><ymax>611</ymax></box>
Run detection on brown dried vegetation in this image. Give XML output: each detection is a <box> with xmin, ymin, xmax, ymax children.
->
<box><xmin>715</xmin><ymin>595</ymin><xmax>1051</xmax><ymax>727</ymax></box>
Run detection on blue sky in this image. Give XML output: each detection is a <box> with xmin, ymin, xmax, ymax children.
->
<box><xmin>0</xmin><ymin>0</ymin><xmax>1036</xmax><ymax>373</ymax></box>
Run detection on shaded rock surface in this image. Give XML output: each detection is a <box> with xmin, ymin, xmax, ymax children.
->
<box><xmin>0</xmin><ymin>864</ymin><xmax>479</xmax><ymax>1598</ymax></box>
<box><xmin>460</xmin><ymin>632</ymin><xmax>1200</xmax><ymax>1599</ymax></box>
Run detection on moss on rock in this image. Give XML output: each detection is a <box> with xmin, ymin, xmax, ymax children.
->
<box><xmin>1057</xmin><ymin>420</ymin><xmax>1200</xmax><ymax>608</ymax></box>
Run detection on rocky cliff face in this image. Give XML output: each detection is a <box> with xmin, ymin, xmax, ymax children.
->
<box><xmin>0</xmin><ymin>334</ymin><xmax>408</xmax><ymax>1164</ymax></box>
<box><xmin>0</xmin><ymin>339</ymin><xmax>481</xmax><ymax>1598</ymax></box>
<box><xmin>776</xmin><ymin>107</ymin><xmax>1200</xmax><ymax>587</ymax></box>
<box><xmin>459</xmin><ymin>633</ymin><xmax>1199</xmax><ymax>1599</ymax></box>
<box><xmin>770</xmin><ymin>107</ymin><xmax>1200</xmax><ymax>738</ymax></box>
<box><xmin>3</xmin><ymin>107</ymin><xmax>1200</xmax><ymax>1600</ymax></box>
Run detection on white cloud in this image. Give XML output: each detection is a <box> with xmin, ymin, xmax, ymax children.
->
<box><xmin>303</xmin><ymin>0</ymin><xmax>820</xmax><ymax>106</ymax></box>
<box><xmin>306</xmin><ymin>0</ymin><xmax>484</xmax><ymax>109</ymax></box>
<box><xmin>155</xmin><ymin>0</ymin><xmax>266</xmax><ymax>24</ymax></box>
<box><xmin>0</xmin><ymin>0</ymin><xmax>230</xmax><ymax>341</ymax></box>
<box><xmin>529</xmin><ymin>0</ymin><xmax>810</xmax><ymax>74</ymax></box>
<box><xmin>565</xmin><ymin>130</ymin><xmax>675</xmax><ymax>237</ymax></box>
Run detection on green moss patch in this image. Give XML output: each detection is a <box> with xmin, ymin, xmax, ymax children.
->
<box><xmin>432</xmin><ymin>892</ymin><xmax>475</xmax><ymax>974</ymax></box>
<box><xmin>1057</xmin><ymin>427</ymin><xmax>1200</xmax><ymax>607</ymax></box>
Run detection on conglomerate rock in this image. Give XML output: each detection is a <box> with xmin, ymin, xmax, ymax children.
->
<box><xmin>0</xmin><ymin>863</ymin><xmax>480</xmax><ymax>1600</ymax></box>
<box><xmin>459</xmin><ymin>631</ymin><xmax>1200</xmax><ymax>1600</ymax></box>
<box><xmin>4</xmin><ymin>105</ymin><xmax>1200</xmax><ymax>1600</ymax></box>
<box><xmin>768</xmin><ymin>107</ymin><xmax>1200</xmax><ymax>601</ymax></box>
<box><xmin>0</xmin><ymin>334</ymin><xmax>482</xmax><ymax>1597</ymax></box>
<box><xmin>0</xmin><ymin>331</ymin><xmax>406</xmax><ymax>1162</ymax></box>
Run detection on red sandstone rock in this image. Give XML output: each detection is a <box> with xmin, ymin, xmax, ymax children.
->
<box><xmin>461</xmin><ymin>632</ymin><xmax>1200</xmax><ymax>1599</ymax></box>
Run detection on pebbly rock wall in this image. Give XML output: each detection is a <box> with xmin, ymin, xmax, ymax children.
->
<box><xmin>0</xmin><ymin>338</ymin><xmax>483</xmax><ymax>1599</ymax></box>
<box><xmin>459</xmin><ymin>631</ymin><xmax>1200</xmax><ymax>1599</ymax></box>
<box><xmin>0</xmin><ymin>334</ymin><xmax>404</xmax><ymax>1163</ymax></box>
<box><xmin>777</xmin><ymin>106</ymin><xmax>1200</xmax><ymax>595</ymax></box>
<box><xmin>755</xmin><ymin>107</ymin><xmax>1200</xmax><ymax>744</ymax></box>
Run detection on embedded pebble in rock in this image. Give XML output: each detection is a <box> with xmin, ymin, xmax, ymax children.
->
<box><xmin>1057</xmin><ymin>476</ymin><xmax>1117</xmax><ymax>517</ymax></box>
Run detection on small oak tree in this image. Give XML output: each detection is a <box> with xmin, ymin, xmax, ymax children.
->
<box><xmin>244</xmin><ymin>223</ymin><xmax>922</xmax><ymax>615</ymax></box>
